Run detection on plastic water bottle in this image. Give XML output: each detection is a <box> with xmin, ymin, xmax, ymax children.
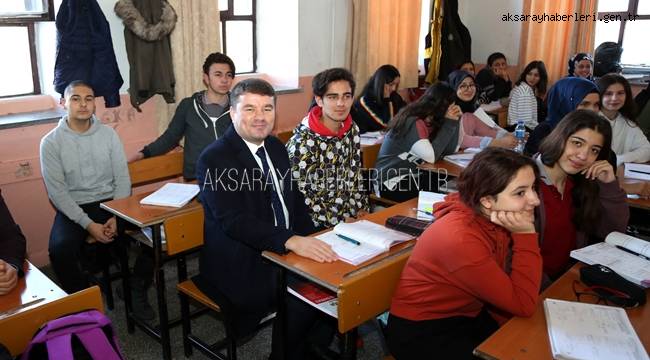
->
<box><xmin>514</xmin><ymin>120</ymin><xmax>526</xmax><ymax>154</ymax></box>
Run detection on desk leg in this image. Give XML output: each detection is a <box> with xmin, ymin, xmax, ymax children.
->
<box><xmin>153</xmin><ymin>225</ymin><xmax>172</xmax><ymax>360</ymax></box>
<box><xmin>119</xmin><ymin>238</ymin><xmax>134</xmax><ymax>333</ymax></box>
<box><xmin>271</xmin><ymin>267</ymin><xmax>287</xmax><ymax>360</ymax></box>
<box><xmin>341</xmin><ymin>329</ymin><xmax>358</xmax><ymax>360</ymax></box>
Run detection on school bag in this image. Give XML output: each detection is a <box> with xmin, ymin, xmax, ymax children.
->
<box><xmin>20</xmin><ymin>309</ymin><xmax>124</xmax><ymax>360</ymax></box>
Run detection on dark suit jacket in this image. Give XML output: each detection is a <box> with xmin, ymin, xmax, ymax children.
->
<box><xmin>194</xmin><ymin>125</ymin><xmax>316</xmax><ymax>335</ymax></box>
<box><xmin>0</xmin><ymin>189</ymin><xmax>26</xmax><ymax>276</ymax></box>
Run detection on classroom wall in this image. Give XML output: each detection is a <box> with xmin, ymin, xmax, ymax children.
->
<box><xmin>0</xmin><ymin>1</ymin><xmax>343</xmax><ymax>266</ymax></box>
<box><xmin>458</xmin><ymin>0</ymin><xmax>523</xmax><ymax>67</ymax></box>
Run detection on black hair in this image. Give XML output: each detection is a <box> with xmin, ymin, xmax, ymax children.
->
<box><xmin>596</xmin><ymin>73</ymin><xmax>638</xmax><ymax>122</ymax></box>
<box><xmin>64</xmin><ymin>80</ymin><xmax>94</xmax><ymax>98</ymax></box>
<box><xmin>487</xmin><ymin>52</ymin><xmax>507</xmax><ymax>67</ymax></box>
<box><xmin>516</xmin><ymin>60</ymin><xmax>548</xmax><ymax>95</ymax></box>
<box><xmin>202</xmin><ymin>52</ymin><xmax>236</xmax><ymax>75</ymax></box>
<box><xmin>229</xmin><ymin>78</ymin><xmax>276</xmax><ymax>107</ymax></box>
<box><xmin>312</xmin><ymin>68</ymin><xmax>356</xmax><ymax>98</ymax></box>
<box><xmin>358</xmin><ymin>64</ymin><xmax>400</xmax><ymax>104</ymax></box>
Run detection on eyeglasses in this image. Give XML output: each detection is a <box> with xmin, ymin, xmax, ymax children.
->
<box><xmin>572</xmin><ymin>280</ymin><xmax>638</xmax><ymax>308</ymax></box>
<box><xmin>459</xmin><ymin>84</ymin><xmax>476</xmax><ymax>91</ymax></box>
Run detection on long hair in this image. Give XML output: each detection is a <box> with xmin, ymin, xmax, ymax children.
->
<box><xmin>516</xmin><ymin>60</ymin><xmax>548</xmax><ymax>96</ymax></box>
<box><xmin>359</xmin><ymin>64</ymin><xmax>401</xmax><ymax>104</ymax></box>
<box><xmin>458</xmin><ymin>148</ymin><xmax>539</xmax><ymax>215</ymax></box>
<box><xmin>387</xmin><ymin>82</ymin><xmax>455</xmax><ymax>142</ymax></box>
<box><xmin>596</xmin><ymin>73</ymin><xmax>638</xmax><ymax>122</ymax></box>
<box><xmin>539</xmin><ymin>110</ymin><xmax>613</xmax><ymax>232</ymax></box>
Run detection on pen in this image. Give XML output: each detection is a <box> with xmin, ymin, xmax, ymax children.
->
<box><xmin>411</xmin><ymin>208</ymin><xmax>433</xmax><ymax>216</ymax></box>
<box><xmin>336</xmin><ymin>234</ymin><xmax>361</xmax><ymax>246</ymax></box>
<box><xmin>629</xmin><ymin>169</ymin><xmax>650</xmax><ymax>176</ymax></box>
<box><xmin>616</xmin><ymin>245</ymin><xmax>650</xmax><ymax>261</ymax></box>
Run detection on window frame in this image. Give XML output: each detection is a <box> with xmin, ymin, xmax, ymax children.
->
<box><xmin>597</xmin><ymin>0</ymin><xmax>650</xmax><ymax>66</ymax></box>
<box><xmin>219</xmin><ymin>0</ymin><xmax>257</xmax><ymax>74</ymax></box>
<box><xmin>0</xmin><ymin>0</ymin><xmax>55</xmax><ymax>24</ymax></box>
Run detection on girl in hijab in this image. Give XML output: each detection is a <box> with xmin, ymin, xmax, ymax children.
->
<box><xmin>567</xmin><ymin>53</ymin><xmax>594</xmax><ymax>80</ymax></box>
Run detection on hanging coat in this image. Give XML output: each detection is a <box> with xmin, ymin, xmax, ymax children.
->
<box><xmin>437</xmin><ymin>0</ymin><xmax>471</xmax><ymax>81</ymax></box>
<box><xmin>54</xmin><ymin>0</ymin><xmax>124</xmax><ymax>108</ymax></box>
<box><xmin>115</xmin><ymin>0</ymin><xmax>177</xmax><ymax>111</ymax></box>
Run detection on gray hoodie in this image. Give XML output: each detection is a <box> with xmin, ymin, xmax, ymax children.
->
<box><xmin>40</xmin><ymin>116</ymin><xmax>131</xmax><ymax>229</ymax></box>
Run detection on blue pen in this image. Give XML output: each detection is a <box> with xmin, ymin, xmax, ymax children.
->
<box><xmin>337</xmin><ymin>234</ymin><xmax>361</xmax><ymax>246</ymax></box>
<box><xmin>616</xmin><ymin>245</ymin><xmax>650</xmax><ymax>261</ymax></box>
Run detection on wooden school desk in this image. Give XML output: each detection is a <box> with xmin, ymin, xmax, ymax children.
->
<box><xmin>474</xmin><ymin>263</ymin><xmax>650</xmax><ymax>359</ymax></box>
<box><xmin>263</xmin><ymin>199</ymin><xmax>419</xmax><ymax>359</ymax></box>
<box><xmin>101</xmin><ymin>191</ymin><xmax>201</xmax><ymax>360</ymax></box>
<box><xmin>0</xmin><ymin>262</ymin><xmax>103</xmax><ymax>356</ymax></box>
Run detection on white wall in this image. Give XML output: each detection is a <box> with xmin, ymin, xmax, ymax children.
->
<box><xmin>458</xmin><ymin>0</ymin><xmax>523</xmax><ymax>65</ymax></box>
<box><xmin>298</xmin><ymin>0</ymin><xmax>349</xmax><ymax>76</ymax></box>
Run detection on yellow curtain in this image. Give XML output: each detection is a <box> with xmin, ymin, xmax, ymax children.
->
<box><xmin>518</xmin><ymin>0</ymin><xmax>597</xmax><ymax>85</ymax></box>
<box><xmin>347</xmin><ymin>0</ymin><xmax>422</xmax><ymax>92</ymax></box>
<box><xmin>155</xmin><ymin>0</ymin><xmax>221</xmax><ymax>135</ymax></box>
<box><xmin>424</xmin><ymin>0</ymin><xmax>444</xmax><ymax>84</ymax></box>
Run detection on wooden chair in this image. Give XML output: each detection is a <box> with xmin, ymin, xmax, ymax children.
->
<box><xmin>128</xmin><ymin>150</ymin><xmax>184</xmax><ymax>187</ymax></box>
<box><xmin>0</xmin><ymin>286</ymin><xmax>103</xmax><ymax>357</ymax></box>
<box><xmin>361</xmin><ymin>144</ymin><xmax>399</xmax><ymax>208</ymax></box>
<box><xmin>275</xmin><ymin>130</ymin><xmax>294</xmax><ymax>144</ymax></box>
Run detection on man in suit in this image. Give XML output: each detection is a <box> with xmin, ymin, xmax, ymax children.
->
<box><xmin>0</xmin><ymin>189</ymin><xmax>26</xmax><ymax>295</ymax></box>
<box><xmin>195</xmin><ymin>78</ymin><xmax>337</xmax><ymax>359</ymax></box>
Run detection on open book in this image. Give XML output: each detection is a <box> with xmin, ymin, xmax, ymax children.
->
<box><xmin>139</xmin><ymin>183</ymin><xmax>200</xmax><ymax>208</ymax></box>
<box><xmin>443</xmin><ymin>152</ymin><xmax>476</xmax><ymax>168</ymax></box>
<box><xmin>316</xmin><ymin>220</ymin><xmax>413</xmax><ymax>265</ymax></box>
<box><xmin>570</xmin><ymin>231</ymin><xmax>650</xmax><ymax>287</ymax></box>
<box><xmin>287</xmin><ymin>282</ymin><xmax>337</xmax><ymax>318</ymax></box>
<box><xmin>544</xmin><ymin>298</ymin><xmax>648</xmax><ymax>360</ymax></box>
<box><xmin>416</xmin><ymin>191</ymin><xmax>446</xmax><ymax>221</ymax></box>
<box><xmin>359</xmin><ymin>131</ymin><xmax>384</xmax><ymax>145</ymax></box>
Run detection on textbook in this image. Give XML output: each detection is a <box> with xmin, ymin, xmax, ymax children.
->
<box><xmin>443</xmin><ymin>152</ymin><xmax>476</xmax><ymax>168</ymax></box>
<box><xmin>139</xmin><ymin>183</ymin><xmax>200</xmax><ymax>208</ymax></box>
<box><xmin>287</xmin><ymin>282</ymin><xmax>338</xmax><ymax>318</ymax></box>
<box><xmin>316</xmin><ymin>220</ymin><xmax>413</xmax><ymax>265</ymax></box>
<box><xmin>544</xmin><ymin>298</ymin><xmax>648</xmax><ymax>360</ymax></box>
<box><xmin>570</xmin><ymin>231</ymin><xmax>650</xmax><ymax>288</ymax></box>
<box><xmin>624</xmin><ymin>163</ymin><xmax>650</xmax><ymax>181</ymax></box>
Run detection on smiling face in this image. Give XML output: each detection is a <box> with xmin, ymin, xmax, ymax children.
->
<box><xmin>230</xmin><ymin>92</ymin><xmax>275</xmax><ymax>145</ymax></box>
<box><xmin>557</xmin><ymin>128</ymin><xmax>604</xmax><ymax>175</ymax></box>
<box><xmin>480</xmin><ymin>166</ymin><xmax>540</xmax><ymax>214</ymax></box>
<box><xmin>203</xmin><ymin>62</ymin><xmax>234</xmax><ymax>97</ymax></box>
<box><xmin>574</xmin><ymin>59</ymin><xmax>593</xmax><ymax>78</ymax></box>
<box><xmin>525</xmin><ymin>68</ymin><xmax>540</xmax><ymax>88</ymax></box>
<box><xmin>64</xmin><ymin>85</ymin><xmax>95</xmax><ymax>122</ymax></box>
<box><xmin>456</xmin><ymin>76</ymin><xmax>476</xmax><ymax>102</ymax></box>
<box><xmin>601</xmin><ymin>83</ymin><xmax>626</xmax><ymax>113</ymax></box>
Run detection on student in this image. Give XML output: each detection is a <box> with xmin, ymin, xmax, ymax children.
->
<box><xmin>448</xmin><ymin>70</ymin><xmax>517</xmax><ymax>150</ymax></box>
<box><xmin>534</xmin><ymin>110</ymin><xmax>628</xmax><ymax>281</ymax></box>
<box><xmin>596</xmin><ymin>74</ymin><xmax>650</xmax><ymax>166</ymax></box>
<box><xmin>476</xmin><ymin>52</ymin><xmax>512</xmax><ymax>104</ymax></box>
<box><xmin>195</xmin><ymin>79</ymin><xmax>337</xmax><ymax>359</ymax></box>
<box><xmin>0</xmin><ymin>189</ymin><xmax>26</xmax><ymax>295</ymax></box>
<box><xmin>40</xmin><ymin>81</ymin><xmax>154</xmax><ymax>320</ymax></box>
<box><xmin>457</xmin><ymin>59</ymin><xmax>475</xmax><ymax>76</ymax></box>
<box><xmin>635</xmin><ymin>81</ymin><xmax>650</xmax><ymax>140</ymax></box>
<box><xmin>508</xmin><ymin>60</ymin><xmax>548</xmax><ymax>130</ymax></box>
<box><xmin>128</xmin><ymin>52</ymin><xmax>235</xmax><ymax>180</ymax></box>
<box><xmin>567</xmin><ymin>53</ymin><xmax>594</xmax><ymax>80</ymax></box>
<box><xmin>352</xmin><ymin>64</ymin><xmax>406</xmax><ymax>133</ymax></box>
<box><xmin>387</xmin><ymin>148</ymin><xmax>542</xmax><ymax>360</ymax></box>
<box><xmin>524</xmin><ymin>77</ymin><xmax>600</xmax><ymax>155</ymax></box>
<box><xmin>287</xmin><ymin>68</ymin><xmax>369</xmax><ymax>229</ymax></box>
<box><xmin>375</xmin><ymin>83</ymin><xmax>461</xmax><ymax>202</ymax></box>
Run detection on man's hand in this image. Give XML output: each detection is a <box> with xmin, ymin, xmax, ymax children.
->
<box><xmin>103</xmin><ymin>216</ymin><xmax>117</xmax><ymax>238</ymax></box>
<box><xmin>86</xmin><ymin>222</ymin><xmax>113</xmax><ymax>244</ymax></box>
<box><xmin>490</xmin><ymin>210</ymin><xmax>536</xmax><ymax>234</ymax></box>
<box><xmin>0</xmin><ymin>260</ymin><xmax>18</xmax><ymax>295</ymax></box>
<box><xmin>127</xmin><ymin>151</ymin><xmax>144</xmax><ymax>163</ymax></box>
<box><xmin>285</xmin><ymin>236</ymin><xmax>338</xmax><ymax>263</ymax></box>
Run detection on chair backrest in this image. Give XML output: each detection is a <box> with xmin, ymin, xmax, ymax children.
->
<box><xmin>275</xmin><ymin>130</ymin><xmax>294</xmax><ymax>144</ymax></box>
<box><xmin>163</xmin><ymin>207</ymin><xmax>204</xmax><ymax>256</ymax></box>
<box><xmin>361</xmin><ymin>144</ymin><xmax>381</xmax><ymax>169</ymax></box>
<box><xmin>128</xmin><ymin>151</ymin><xmax>184</xmax><ymax>187</ymax></box>
<box><xmin>0</xmin><ymin>286</ymin><xmax>103</xmax><ymax>357</ymax></box>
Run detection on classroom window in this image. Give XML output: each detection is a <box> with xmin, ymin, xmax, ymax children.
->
<box><xmin>594</xmin><ymin>0</ymin><xmax>650</xmax><ymax>66</ymax></box>
<box><xmin>219</xmin><ymin>0</ymin><xmax>257</xmax><ymax>73</ymax></box>
<box><xmin>0</xmin><ymin>0</ymin><xmax>54</xmax><ymax>97</ymax></box>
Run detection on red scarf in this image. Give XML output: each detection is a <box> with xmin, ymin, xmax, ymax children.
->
<box><xmin>307</xmin><ymin>106</ymin><xmax>352</xmax><ymax>138</ymax></box>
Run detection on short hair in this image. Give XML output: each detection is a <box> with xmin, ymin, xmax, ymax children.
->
<box><xmin>202</xmin><ymin>52</ymin><xmax>236</xmax><ymax>75</ymax></box>
<box><xmin>229</xmin><ymin>78</ymin><xmax>276</xmax><ymax>107</ymax></box>
<box><xmin>312</xmin><ymin>68</ymin><xmax>356</xmax><ymax>98</ymax></box>
<box><xmin>596</xmin><ymin>73</ymin><xmax>637</xmax><ymax>120</ymax></box>
<box><xmin>64</xmin><ymin>80</ymin><xmax>94</xmax><ymax>98</ymax></box>
<box><xmin>458</xmin><ymin>148</ymin><xmax>539</xmax><ymax>215</ymax></box>
<box><xmin>516</xmin><ymin>60</ymin><xmax>549</xmax><ymax>95</ymax></box>
<box><xmin>487</xmin><ymin>52</ymin><xmax>507</xmax><ymax>67</ymax></box>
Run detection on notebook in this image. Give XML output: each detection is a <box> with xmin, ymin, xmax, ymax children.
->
<box><xmin>416</xmin><ymin>191</ymin><xmax>445</xmax><ymax>221</ymax></box>
<box><xmin>443</xmin><ymin>152</ymin><xmax>476</xmax><ymax>168</ymax></box>
<box><xmin>139</xmin><ymin>183</ymin><xmax>200</xmax><ymax>208</ymax></box>
<box><xmin>624</xmin><ymin>163</ymin><xmax>650</xmax><ymax>181</ymax></box>
<box><xmin>287</xmin><ymin>282</ymin><xmax>338</xmax><ymax>318</ymax></box>
<box><xmin>316</xmin><ymin>220</ymin><xmax>413</xmax><ymax>265</ymax></box>
<box><xmin>570</xmin><ymin>231</ymin><xmax>650</xmax><ymax>288</ymax></box>
<box><xmin>544</xmin><ymin>298</ymin><xmax>648</xmax><ymax>360</ymax></box>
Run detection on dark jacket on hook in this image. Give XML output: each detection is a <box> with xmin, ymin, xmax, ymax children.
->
<box><xmin>54</xmin><ymin>0</ymin><xmax>124</xmax><ymax>108</ymax></box>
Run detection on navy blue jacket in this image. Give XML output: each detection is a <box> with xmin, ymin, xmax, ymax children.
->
<box><xmin>194</xmin><ymin>125</ymin><xmax>316</xmax><ymax>335</ymax></box>
<box><xmin>54</xmin><ymin>0</ymin><xmax>124</xmax><ymax>107</ymax></box>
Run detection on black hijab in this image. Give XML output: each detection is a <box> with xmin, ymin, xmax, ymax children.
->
<box><xmin>448</xmin><ymin>70</ymin><xmax>478</xmax><ymax>113</ymax></box>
